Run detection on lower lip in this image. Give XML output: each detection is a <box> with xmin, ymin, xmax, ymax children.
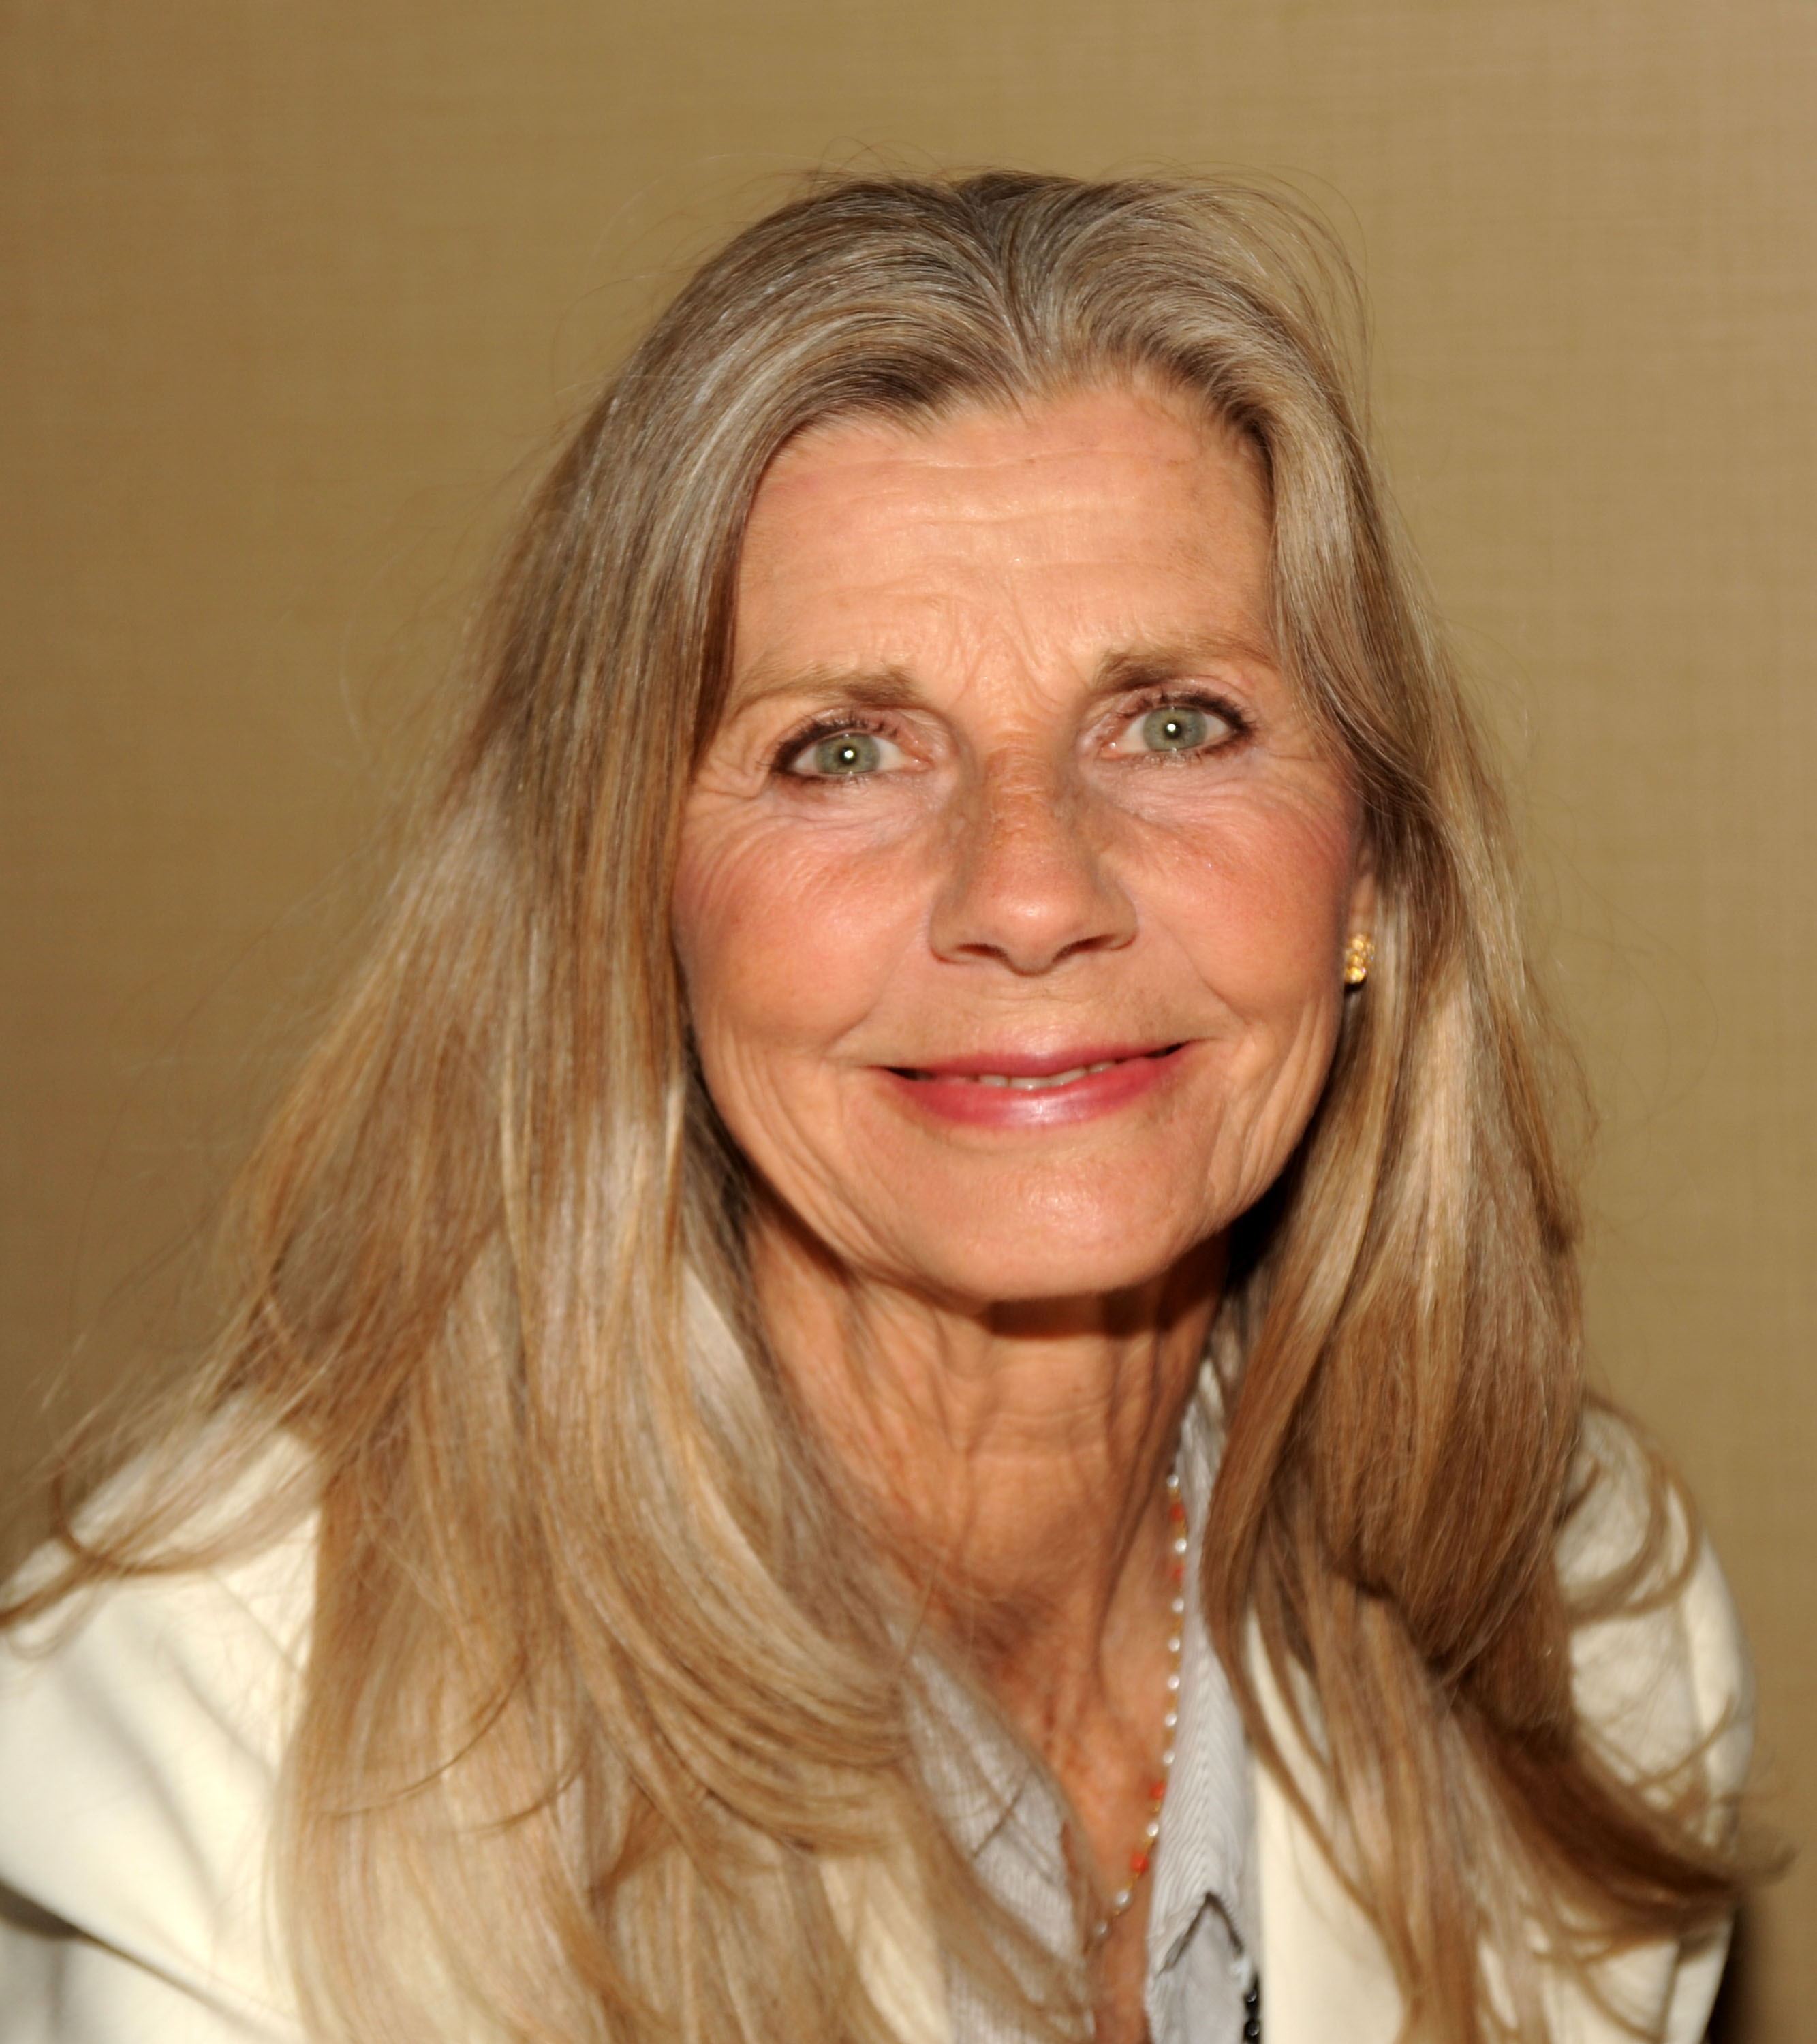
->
<box><xmin>875</xmin><ymin>1045</ymin><xmax>1190</xmax><ymax>1130</ymax></box>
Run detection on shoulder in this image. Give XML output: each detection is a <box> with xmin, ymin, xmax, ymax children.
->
<box><xmin>1247</xmin><ymin>1406</ymin><xmax>1754</xmax><ymax>2044</ymax></box>
<box><xmin>1532</xmin><ymin>1406</ymin><xmax>1754</xmax><ymax>2044</ymax></box>
<box><xmin>0</xmin><ymin>1443</ymin><xmax>318</xmax><ymax>2042</ymax></box>
<box><xmin>1560</xmin><ymin>1404</ymin><xmax>1754</xmax><ymax>1814</ymax></box>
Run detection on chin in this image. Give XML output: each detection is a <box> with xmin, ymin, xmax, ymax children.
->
<box><xmin>883</xmin><ymin>1194</ymin><xmax>1218</xmax><ymax>1310</ymax></box>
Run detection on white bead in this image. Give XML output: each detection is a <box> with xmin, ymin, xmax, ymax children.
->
<box><xmin>1145</xmin><ymin>1818</ymin><xmax>1161</xmax><ymax>1840</ymax></box>
<box><xmin>1165</xmin><ymin>1670</ymin><xmax>1181</xmax><ymax>1692</ymax></box>
<box><xmin>1163</xmin><ymin>1708</ymin><xmax>1178</xmax><ymax>1729</ymax></box>
<box><xmin>1112</xmin><ymin>1888</ymin><xmax>1132</xmax><ymax>1910</ymax></box>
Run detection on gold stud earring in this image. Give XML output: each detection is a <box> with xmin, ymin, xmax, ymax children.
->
<box><xmin>1343</xmin><ymin>933</ymin><xmax>1376</xmax><ymax>987</ymax></box>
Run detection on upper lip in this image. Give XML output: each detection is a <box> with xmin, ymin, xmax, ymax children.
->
<box><xmin>886</xmin><ymin>1041</ymin><xmax>1184</xmax><ymax>1079</ymax></box>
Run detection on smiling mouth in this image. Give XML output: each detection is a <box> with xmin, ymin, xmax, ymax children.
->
<box><xmin>892</xmin><ymin>1044</ymin><xmax>1185</xmax><ymax>1090</ymax></box>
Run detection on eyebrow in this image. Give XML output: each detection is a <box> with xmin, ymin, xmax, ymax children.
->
<box><xmin>1093</xmin><ymin>636</ymin><xmax>1276</xmax><ymax>692</ymax></box>
<box><xmin>724</xmin><ymin>634</ymin><xmax>1276</xmax><ymax>719</ymax></box>
<box><xmin>726</xmin><ymin>665</ymin><xmax>924</xmax><ymax>717</ymax></box>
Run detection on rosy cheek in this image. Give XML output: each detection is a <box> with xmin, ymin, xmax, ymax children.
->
<box><xmin>674</xmin><ymin>821</ymin><xmax>914</xmax><ymax>1055</ymax></box>
<box><xmin>1143</xmin><ymin>796</ymin><xmax>1353</xmax><ymax>984</ymax></box>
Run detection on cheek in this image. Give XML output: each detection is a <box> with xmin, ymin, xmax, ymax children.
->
<box><xmin>1143</xmin><ymin>789</ymin><xmax>1360</xmax><ymax>1010</ymax></box>
<box><xmin>672</xmin><ymin>814</ymin><xmax>917</xmax><ymax>1064</ymax></box>
<box><xmin>1141</xmin><ymin>795</ymin><xmax>1358</xmax><ymax>1211</ymax></box>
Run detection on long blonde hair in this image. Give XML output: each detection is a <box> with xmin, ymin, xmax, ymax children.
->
<box><xmin>12</xmin><ymin>172</ymin><xmax>1750</xmax><ymax>2043</ymax></box>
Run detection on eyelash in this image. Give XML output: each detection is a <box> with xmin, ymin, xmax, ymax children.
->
<box><xmin>771</xmin><ymin>690</ymin><xmax>1252</xmax><ymax>777</ymax></box>
<box><xmin>1120</xmin><ymin>688</ymin><xmax>1251</xmax><ymax>758</ymax></box>
<box><xmin>773</xmin><ymin>712</ymin><xmax>896</xmax><ymax>776</ymax></box>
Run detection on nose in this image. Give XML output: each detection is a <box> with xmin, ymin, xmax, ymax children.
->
<box><xmin>927</xmin><ymin>749</ymin><xmax>1137</xmax><ymax>974</ymax></box>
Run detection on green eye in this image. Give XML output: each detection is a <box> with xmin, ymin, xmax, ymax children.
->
<box><xmin>809</xmin><ymin>732</ymin><xmax>883</xmax><ymax>776</ymax></box>
<box><xmin>1139</xmin><ymin>706</ymin><xmax>1212</xmax><ymax>752</ymax></box>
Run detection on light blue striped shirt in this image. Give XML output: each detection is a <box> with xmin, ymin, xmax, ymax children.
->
<box><xmin>928</xmin><ymin>1379</ymin><xmax>1258</xmax><ymax>2041</ymax></box>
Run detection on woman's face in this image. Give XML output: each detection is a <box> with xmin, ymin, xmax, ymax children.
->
<box><xmin>674</xmin><ymin>382</ymin><xmax>1372</xmax><ymax>1307</ymax></box>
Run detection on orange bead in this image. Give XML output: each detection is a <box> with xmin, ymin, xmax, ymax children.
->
<box><xmin>1130</xmin><ymin>1851</ymin><xmax>1150</xmax><ymax>1874</ymax></box>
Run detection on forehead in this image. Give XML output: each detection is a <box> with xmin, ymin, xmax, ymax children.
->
<box><xmin>732</xmin><ymin>382</ymin><xmax>1274</xmax><ymax>673</ymax></box>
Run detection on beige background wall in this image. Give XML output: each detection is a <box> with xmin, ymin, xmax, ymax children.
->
<box><xmin>3</xmin><ymin>1</ymin><xmax>1812</xmax><ymax>2032</ymax></box>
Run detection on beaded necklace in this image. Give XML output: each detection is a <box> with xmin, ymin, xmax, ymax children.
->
<box><xmin>1085</xmin><ymin>1466</ymin><xmax>1264</xmax><ymax>2041</ymax></box>
<box><xmin>1086</xmin><ymin>1468</ymin><xmax>1188</xmax><ymax>1946</ymax></box>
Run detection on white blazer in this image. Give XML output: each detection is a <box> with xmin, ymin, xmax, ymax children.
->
<box><xmin>0</xmin><ymin>1441</ymin><xmax>1751</xmax><ymax>2044</ymax></box>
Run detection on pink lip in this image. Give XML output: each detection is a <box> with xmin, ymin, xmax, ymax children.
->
<box><xmin>875</xmin><ymin>1041</ymin><xmax>1191</xmax><ymax>1129</ymax></box>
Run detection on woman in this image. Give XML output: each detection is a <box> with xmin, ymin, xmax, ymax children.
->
<box><xmin>0</xmin><ymin>172</ymin><xmax>1760</xmax><ymax>2044</ymax></box>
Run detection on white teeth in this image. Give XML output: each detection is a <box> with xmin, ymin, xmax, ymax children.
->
<box><xmin>961</xmin><ymin>1059</ymin><xmax>1117</xmax><ymax>1091</ymax></box>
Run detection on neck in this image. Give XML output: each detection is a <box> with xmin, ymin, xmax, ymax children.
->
<box><xmin>752</xmin><ymin>1204</ymin><xmax>1224</xmax><ymax>1743</ymax></box>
